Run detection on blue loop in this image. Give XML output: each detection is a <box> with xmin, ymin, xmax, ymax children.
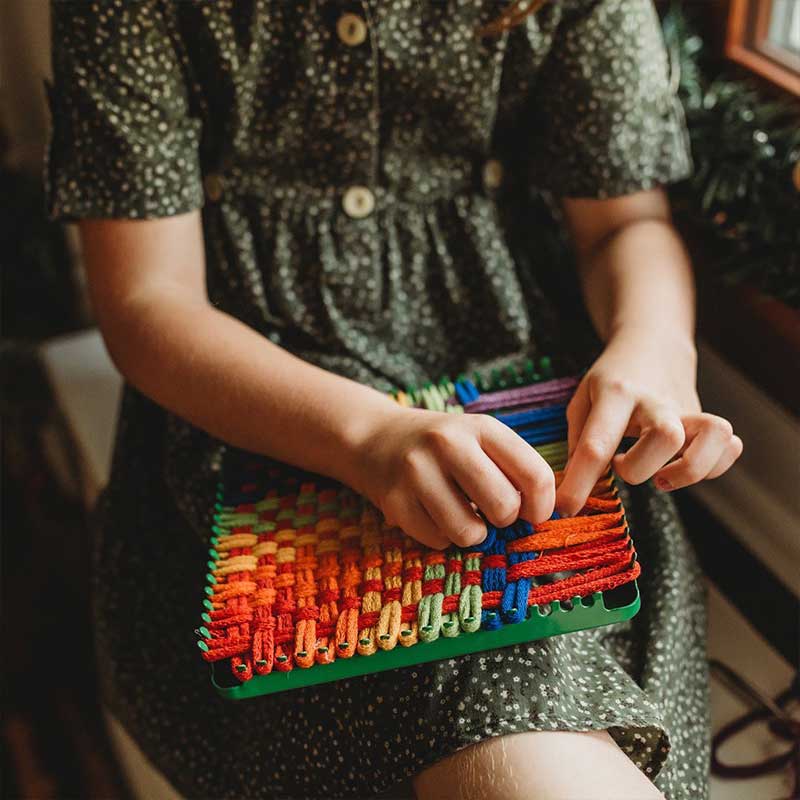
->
<box><xmin>480</xmin><ymin>523</ymin><xmax>507</xmax><ymax>630</ymax></box>
<box><xmin>500</xmin><ymin>521</ymin><xmax>537</xmax><ymax>624</ymax></box>
<box><xmin>454</xmin><ymin>379</ymin><xmax>480</xmax><ymax>405</ymax></box>
<box><xmin>494</xmin><ymin>404</ymin><xmax>567</xmax><ymax>428</ymax></box>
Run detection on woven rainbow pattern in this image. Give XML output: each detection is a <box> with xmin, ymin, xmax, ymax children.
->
<box><xmin>197</xmin><ymin>360</ymin><xmax>641</xmax><ymax>698</ymax></box>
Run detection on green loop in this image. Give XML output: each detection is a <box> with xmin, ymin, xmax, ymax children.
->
<box><xmin>253</xmin><ymin>521</ymin><xmax>276</xmax><ymax>534</ymax></box>
<box><xmin>459</xmin><ymin>584</ymin><xmax>482</xmax><ymax>633</ymax></box>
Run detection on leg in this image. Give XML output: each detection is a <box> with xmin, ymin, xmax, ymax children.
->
<box><xmin>412</xmin><ymin>730</ymin><xmax>665</xmax><ymax>800</ymax></box>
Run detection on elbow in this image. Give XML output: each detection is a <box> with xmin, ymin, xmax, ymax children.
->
<box><xmin>93</xmin><ymin>308</ymin><xmax>147</xmax><ymax>386</ymax></box>
<box><xmin>91</xmin><ymin>292</ymin><xmax>163</xmax><ymax>389</ymax></box>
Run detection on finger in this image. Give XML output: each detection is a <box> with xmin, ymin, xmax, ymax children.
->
<box><xmin>556</xmin><ymin>389</ymin><xmax>635</xmax><ymax>516</ymax></box>
<box><xmin>412</xmin><ymin>456</ymin><xmax>489</xmax><ymax>547</ymax></box>
<box><xmin>446</xmin><ymin>440</ymin><xmax>524</xmax><ymax>528</ymax></box>
<box><xmin>566</xmin><ymin>382</ymin><xmax>591</xmax><ymax>461</ymax></box>
<box><xmin>383</xmin><ymin>490</ymin><xmax>450</xmax><ymax>550</ymax></box>
<box><xmin>475</xmin><ymin>417</ymin><xmax>555</xmax><ymax>524</ymax></box>
<box><xmin>706</xmin><ymin>435</ymin><xmax>743</xmax><ymax>479</ymax></box>
<box><xmin>611</xmin><ymin>405</ymin><xmax>685</xmax><ymax>485</ymax></box>
<box><xmin>652</xmin><ymin>414</ymin><xmax>735</xmax><ymax>491</ymax></box>
<box><xmin>404</xmin><ymin>500</ymin><xmax>452</xmax><ymax>550</ymax></box>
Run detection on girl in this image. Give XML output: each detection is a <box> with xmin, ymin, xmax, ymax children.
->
<box><xmin>47</xmin><ymin>1</ymin><xmax>742</xmax><ymax>798</ymax></box>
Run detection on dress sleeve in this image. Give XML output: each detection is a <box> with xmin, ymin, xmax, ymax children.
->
<box><xmin>45</xmin><ymin>0</ymin><xmax>205</xmax><ymax>221</ymax></box>
<box><xmin>529</xmin><ymin>0</ymin><xmax>692</xmax><ymax>198</ymax></box>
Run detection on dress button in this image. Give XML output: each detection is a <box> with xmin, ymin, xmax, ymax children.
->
<box><xmin>342</xmin><ymin>186</ymin><xmax>375</xmax><ymax>219</ymax></box>
<box><xmin>204</xmin><ymin>173</ymin><xmax>224</xmax><ymax>202</ymax></box>
<box><xmin>482</xmin><ymin>159</ymin><xmax>504</xmax><ymax>191</ymax></box>
<box><xmin>337</xmin><ymin>13</ymin><xmax>367</xmax><ymax>47</ymax></box>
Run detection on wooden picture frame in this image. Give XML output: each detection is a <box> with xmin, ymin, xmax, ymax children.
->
<box><xmin>727</xmin><ymin>0</ymin><xmax>800</xmax><ymax>95</ymax></box>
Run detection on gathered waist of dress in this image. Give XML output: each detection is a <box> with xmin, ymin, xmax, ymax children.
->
<box><xmin>200</xmin><ymin>155</ymin><xmax>516</xmax><ymax>210</ymax></box>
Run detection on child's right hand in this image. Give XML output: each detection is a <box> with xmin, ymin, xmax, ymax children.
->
<box><xmin>352</xmin><ymin>407</ymin><xmax>556</xmax><ymax>550</ymax></box>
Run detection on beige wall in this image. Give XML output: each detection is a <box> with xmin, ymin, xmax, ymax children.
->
<box><xmin>1</xmin><ymin>0</ymin><xmax>52</xmax><ymax>169</ymax></box>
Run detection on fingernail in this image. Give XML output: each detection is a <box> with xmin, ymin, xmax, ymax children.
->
<box><xmin>655</xmin><ymin>477</ymin><xmax>672</xmax><ymax>492</ymax></box>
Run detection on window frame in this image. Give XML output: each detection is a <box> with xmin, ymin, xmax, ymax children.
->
<box><xmin>727</xmin><ymin>0</ymin><xmax>800</xmax><ymax>95</ymax></box>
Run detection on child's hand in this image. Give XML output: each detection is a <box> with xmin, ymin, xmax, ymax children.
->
<box><xmin>355</xmin><ymin>407</ymin><xmax>556</xmax><ymax>550</ymax></box>
<box><xmin>556</xmin><ymin>331</ymin><xmax>743</xmax><ymax>516</ymax></box>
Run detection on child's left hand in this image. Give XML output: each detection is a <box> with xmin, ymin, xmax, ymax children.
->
<box><xmin>555</xmin><ymin>329</ymin><xmax>743</xmax><ymax>516</ymax></box>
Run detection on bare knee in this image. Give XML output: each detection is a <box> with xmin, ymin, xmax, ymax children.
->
<box><xmin>412</xmin><ymin>730</ymin><xmax>666</xmax><ymax>800</ymax></box>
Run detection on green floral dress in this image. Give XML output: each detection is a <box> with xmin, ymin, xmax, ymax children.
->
<box><xmin>46</xmin><ymin>1</ymin><xmax>709</xmax><ymax>798</ymax></box>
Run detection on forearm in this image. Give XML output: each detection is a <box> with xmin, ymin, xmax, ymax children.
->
<box><xmin>577</xmin><ymin>218</ymin><xmax>696</xmax><ymax>353</ymax></box>
<box><xmin>555</xmin><ymin>192</ymin><xmax>741</xmax><ymax>513</ymax></box>
<box><xmin>100</xmin><ymin>288</ymin><xmax>399</xmax><ymax>490</ymax></box>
